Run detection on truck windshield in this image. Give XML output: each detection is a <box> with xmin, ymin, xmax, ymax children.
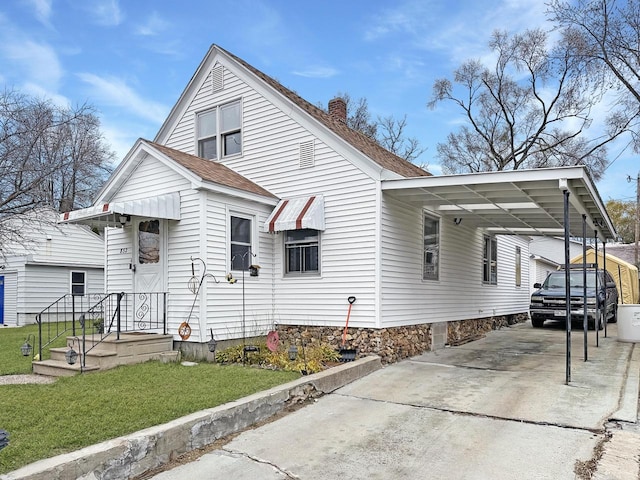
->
<box><xmin>542</xmin><ymin>272</ymin><xmax>596</xmax><ymax>289</ymax></box>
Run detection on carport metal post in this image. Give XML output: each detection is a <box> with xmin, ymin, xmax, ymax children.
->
<box><xmin>595</xmin><ymin>234</ymin><xmax>599</xmax><ymax>348</ymax></box>
<box><xmin>564</xmin><ymin>189</ymin><xmax>572</xmax><ymax>385</ymax></box>
<box><xmin>582</xmin><ymin>215</ymin><xmax>588</xmax><ymax>362</ymax></box>
<box><xmin>603</xmin><ymin>241</ymin><xmax>607</xmax><ymax>338</ymax></box>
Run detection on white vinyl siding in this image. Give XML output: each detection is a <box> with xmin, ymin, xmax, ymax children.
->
<box><xmin>0</xmin><ymin>218</ymin><xmax>105</xmax><ymax>326</ymax></box>
<box><xmin>380</xmin><ymin>194</ymin><xmax>530</xmax><ymax>327</ymax></box>
<box><xmin>163</xmin><ymin>61</ymin><xmax>379</xmax><ymax>332</ymax></box>
<box><xmin>2</xmin><ymin>272</ymin><xmax>17</xmax><ymax>325</ymax></box>
<box><xmin>17</xmin><ymin>265</ymin><xmax>103</xmax><ymax>325</ymax></box>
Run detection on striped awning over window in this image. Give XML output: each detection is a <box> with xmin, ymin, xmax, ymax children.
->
<box><xmin>264</xmin><ymin>195</ymin><xmax>325</xmax><ymax>233</ymax></box>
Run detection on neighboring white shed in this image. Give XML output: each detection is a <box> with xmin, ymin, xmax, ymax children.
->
<box><xmin>0</xmin><ymin>212</ymin><xmax>104</xmax><ymax>326</ymax></box>
<box><xmin>529</xmin><ymin>237</ymin><xmax>584</xmax><ymax>293</ymax></box>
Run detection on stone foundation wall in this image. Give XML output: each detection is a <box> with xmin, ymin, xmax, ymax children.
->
<box><xmin>276</xmin><ymin>312</ymin><xmax>529</xmax><ymax>364</ymax></box>
<box><xmin>447</xmin><ymin>313</ymin><xmax>529</xmax><ymax>346</ymax></box>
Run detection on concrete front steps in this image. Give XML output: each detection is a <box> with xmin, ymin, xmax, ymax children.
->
<box><xmin>32</xmin><ymin>333</ymin><xmax>179</xmax><ymax>377</ymax></box>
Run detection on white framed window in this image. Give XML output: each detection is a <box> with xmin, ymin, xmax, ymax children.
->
<box><xmin>285</xmin><ymin>229</ymin><xmax>320</xmax><ymax>275</ymax></box>
<box><xmin>423</xmin><ymin>213</ymin><xmax>440</xmax><ymax>280</ymax></box>
<box><xmin>230</xmin><ymin>213</ymin><xmax>253</xmax><ymax>271</ymax></box>
<box><xmin>483</xmin><ymin>235</ymin><xmax>498</xmax><ymax>284</ymax></box>
<box><xmin>515</xmin><ymin>246</ymin><xmax>522</xmax><ymax>287</ymax></box>
<box><xmin>70</xmin><ymin>271</ymin><xmax>86</xmax><ymax>296</ymax></box>
<box><xmin>197</xmin><ymin>99</ymin><xmax>242</xmax><ymax>160</ymax></box>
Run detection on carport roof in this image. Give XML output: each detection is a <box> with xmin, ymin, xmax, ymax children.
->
<box><xmin>381</xmin><ymin>166</ymin><xmax>616</xmax><ymax>241</ymax></box>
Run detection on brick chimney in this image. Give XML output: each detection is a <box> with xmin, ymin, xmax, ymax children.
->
<box><xmin>328</xmin><ymin>97</ymin><xmax>347</xmax><ymax>123</ymax></box>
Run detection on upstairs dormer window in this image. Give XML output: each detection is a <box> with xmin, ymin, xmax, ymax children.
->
<box><xmin>197</xmin><ymin>99</ymin><xmax>242</xmax><ymax>160</ymax></box>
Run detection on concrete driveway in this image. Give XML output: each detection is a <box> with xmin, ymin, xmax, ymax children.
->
<box><xmin>151</xmin><ymin>322</ymin><xmax>640</xmax><ymax>480</ymax></box>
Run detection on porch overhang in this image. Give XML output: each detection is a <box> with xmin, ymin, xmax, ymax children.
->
<box><xmin>381</xmin><ymin>166</ymin><xmax>616</xmax><ymax>241</ymax></box>
<box><xmin>264</xmin><ymin>195</ymin><xmax>325</xmax><ymax>233</ymax></box>
<box><xmin>59</xmin><ymin>192</ymin><xmax>181</xmax><ymax>228</ymax></box>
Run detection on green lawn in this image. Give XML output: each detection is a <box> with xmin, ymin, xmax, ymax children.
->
<box><xmin>0</xmin><ymin>326</ymin><xmax>300</xmax><ymax>474</ymax></box>
<box><xmin>0</xmin><ymin>323</ymin><xmax>71</xmax><ymax>375</ymax></box>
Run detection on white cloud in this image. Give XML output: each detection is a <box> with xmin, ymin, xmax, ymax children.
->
<box><xmin>77</xmin><ymin>72</ymin><xmax>168</xmax><ymax>123</ymax></box>
<box><xmin>23</xmin><ymin>0</ymin><xmax>52</xmax><ymax>25</ymax></box>
<box><xmin>292</xmin><ymin>66</ymin><xmax>339</xmax><ymax>78</ymax></box>
<box><xmin>364</xmin><ymin>0</ymin><xmax>551</xmax><ymax>64</ymax></box>
<box><xmin>86</xmin><ymin>0</ymin><xmax>123</xmax><ymax>27</ymax></box>
<box><xmin>21</xmin><ymin>82</ymin><xmax>70</xmax><ymax>107</ymax></box>
<box><xmin>135</xmin><ymin>11</ymin><xmax>169</xmax><ymax>36</ymax></box>
<box><xmin>1</xmin><ymin>39</ymin><xmax>64</xmax><ymax>91</ymax></box>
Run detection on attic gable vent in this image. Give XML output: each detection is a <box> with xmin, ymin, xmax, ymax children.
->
<box><xmin>299</xmin><ymin>140</ymin><xmax>315</xmax><ymax>168</ymax></box>
<box><xmin>212</xmin><ymin>64</ymin><xmax>224</xmax><ymax>92</ymax></box>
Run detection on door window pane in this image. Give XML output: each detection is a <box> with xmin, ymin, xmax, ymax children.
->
<box><xmin>139</xmin><ymin>220</ymin><xmax>160</xmax><ymax>264</ymax></box>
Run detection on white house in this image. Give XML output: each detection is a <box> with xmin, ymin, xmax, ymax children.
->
<box><xmin>529</xmin><ymin>237</ymin><xmax>584</xmax><ymax>292</ymax></box>
<box><xmin>60</xmin><ymin>45</ymin><xmax>616</xmax><ymax>361</ymax></box>
<box><xmin>0</xmin><ymin>211</ymin><xmax>104</xmax><ymax>326</ymax></box>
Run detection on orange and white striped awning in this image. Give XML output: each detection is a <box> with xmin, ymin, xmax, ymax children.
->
<box><xmin>264</xmin><ymin>195</ymin><xmax>325</xmax><ymax>233</ymax></box>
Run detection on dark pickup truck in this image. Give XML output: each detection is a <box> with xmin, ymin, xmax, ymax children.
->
<box><xmin>530</xmin><ymin>265</ymin><xmax>618</xmax><ymax>329</ymax></box>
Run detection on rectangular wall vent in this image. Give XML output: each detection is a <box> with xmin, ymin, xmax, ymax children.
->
<box><xmin>212</xmin><ymin>64</ymin><xmax>224</xmax><ymax>92</ymax></box>
<box><xmin>299</xmin><ymin>140</ymin><xmax>314</xmax><ymax>168</ymax></box>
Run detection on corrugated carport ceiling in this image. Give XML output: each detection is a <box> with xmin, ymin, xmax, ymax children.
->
<box><xmin>381</xmin><ymin>166</ymin><xmax>617</xmax><ymax>241</ymax></box>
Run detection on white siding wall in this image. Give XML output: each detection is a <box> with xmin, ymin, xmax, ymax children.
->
<box><xmin>529</xmin><ymin>237</ymin><xmax>583</xmax><ymax>265</ymax></box>
<box><xmin>381</xmin><ymin>195</ymin><xmax>531</xmax><ymax>327</ymax></box>
<box><xmin>165</xmin><ymin>189</ymin><xmax>205</xmax><ymax>340</ymax></box>
<box><xmin>530</xmin><ymin>258</ymin><xmax>556</xmax><ymax>293</ymax></box>
<box><xmin>105</xmin><ymin>226</ymin><xmax>133</xmax><ymax>294</ymax></box>
<box><xmin>2</xmin><ymin>271</ymin><xmax>18</xmax><ymax>326</ymax></box>
<box><xmin>16</xmin><ymin>265</ymin><xmax>103</xmax><ymax>325</ymax></box>
<box><xmin>164</xmin><ymin>64</ymin><xmax>379</xmax><ymax>332</ymax></box>
<box><xmin>5</xmin><ymin>218</ymin><xmax>103</xmax><ymax>268</ymax></box>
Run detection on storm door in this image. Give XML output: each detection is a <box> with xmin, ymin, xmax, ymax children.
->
<box><xmin>133</xmin><ymin>219</ymin><xmax>165</xmax><ymax>330</ymax></box>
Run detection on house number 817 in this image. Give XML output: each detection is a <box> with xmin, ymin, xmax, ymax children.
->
<box><xmin>120</xmin><ymin>248</ymin><xmax>128</xmax><ymax>254</ymax></box>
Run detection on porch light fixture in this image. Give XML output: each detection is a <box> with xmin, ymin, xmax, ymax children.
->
<box><xmin>65</xmin><ymin>337</ymin><xmax>81</xmax><ymax>366</ymax></box>
<box><xmin>118</xmin><ymin>214</ymin><xmax>130</xmax><ymax>227</ymax></box>
<box><xmin>20</xmin><ymin>334</ymin><xmax>35</xmax><ymax>357</ymax></box>
<box><xmin>288</xmin><ymin>344</ymin><xmax>298</xmax><ymax>361</ymax></box>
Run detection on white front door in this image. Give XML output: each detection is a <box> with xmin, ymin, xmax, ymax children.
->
<box><xmin>133</xmin><ymin>218</ymin><xmax>165</xmax><ymax>330</ymax></box>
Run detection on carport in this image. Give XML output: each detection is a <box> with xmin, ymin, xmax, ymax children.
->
<box><xmin>381</xmin><ymin>165</ymin><xmax>618</xmax><ymax>384</ymax></box>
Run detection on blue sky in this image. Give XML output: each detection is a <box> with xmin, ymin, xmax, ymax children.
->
<box><xmin>0</xmin><ymin>0</ymin><xmax>637</xmax><ymax>204</ymax></box>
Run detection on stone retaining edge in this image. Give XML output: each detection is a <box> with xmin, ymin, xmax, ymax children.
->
<box><xmin>0</xmin><ymin>356</ymin><xmax>382</xmax><ymax>480</ymax></box>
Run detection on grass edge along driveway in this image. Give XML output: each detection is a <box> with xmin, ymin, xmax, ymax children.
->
<box><xmin>0</xmin><ymin>326</ymin><xmax>299</xmax><ymax>474</ymax></box>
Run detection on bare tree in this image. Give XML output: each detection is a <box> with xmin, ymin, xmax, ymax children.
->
<box><xmin>0</xmin><ymin>89</ymin><xmax>114</xmax><ymax>249</ymax></box>
<box><xmin>323</xmin><ymin>92</ymin><xmax>426</xmax><ymax>164</ymax></box>
<box><xmin>428</xmin><ymin>28</ymin><xmax>625</xmax><ymax>179</ymax></box>
<box><xmin>549</xmin><ymin>0</ymin><xmax>640</xmax><ymax>152</ymax></box>
<box><xmin>376</xmin><ymin>114</ymin><xmax>426</xmax><ymax>165</ymax></box>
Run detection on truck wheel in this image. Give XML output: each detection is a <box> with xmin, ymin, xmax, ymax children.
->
<box><xmin>531</xmin><ymin>317</ymin><xmax>545</xmax><ymax>328</ymax></box>
<box><xmin>588</xmin><ymin>319</ymin><xmax>604</xmax><ymax>330</ymax></box>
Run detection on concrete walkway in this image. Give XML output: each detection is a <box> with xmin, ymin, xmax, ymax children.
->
<box><xmin>3</xmin><ymin>321</ymin><xmax>639</xmax><ymax>479</ymax></box>
<box><xmin>150</xmin><ymin>322</ymin><xmax>640</xmax><ymax>480</ymax></box>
